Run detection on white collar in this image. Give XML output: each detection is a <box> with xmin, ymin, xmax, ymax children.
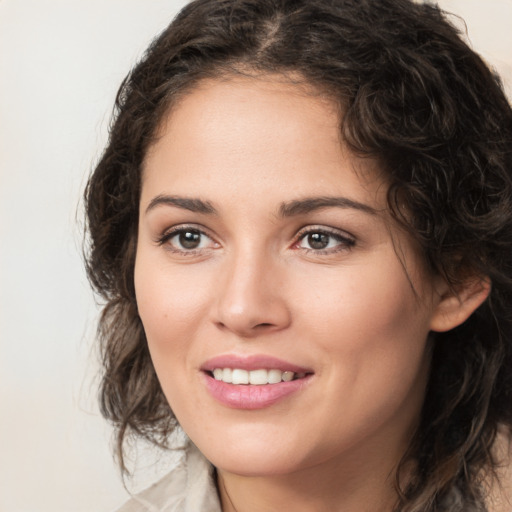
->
<box><xmin>116</xmin><ymin>441</ymin><xmax>221</xmax><ymax>512</ymax></box>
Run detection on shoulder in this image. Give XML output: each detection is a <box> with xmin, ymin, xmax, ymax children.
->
<box><xmin>115</xmin><ymin>470</ymin><xmax>181</xmax><ymax>512</ymax></box>
<box><xmin>114</xmin><ymin>443</ymin><xmax>221</xmax><ymax>512</ymax></box>
<box><xmin>488</xmin><ymin>428</ymin><xmax>512</xmax><ymax>512</ymax></box>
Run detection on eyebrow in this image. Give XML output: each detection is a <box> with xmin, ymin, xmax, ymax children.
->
<box><xmin>145</xmin><ymin>194</ymin><xmax>377</xmax><ymax>217</ymax></box>
<box><xmin>145</xmin><ymin>194</ymin><xmax>217</xmax><ymax>215</ymax></box>
<box><xmin>278</xmin><ymin>196</ymin><xmax>378</xmax><ymax>217</ymax></box>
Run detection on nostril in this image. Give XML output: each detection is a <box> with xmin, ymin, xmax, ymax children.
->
<box><xmin>213</xmin><ymin>294</ymin><xmax>292</xmax><ymax>336</ymax></box>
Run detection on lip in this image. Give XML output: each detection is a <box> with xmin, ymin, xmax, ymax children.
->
<box><xmin>201</xmin><ymin>354</ymin><xmax>311</xmax><ymax>373</ymax></box>
<box><xmin>201</xmin><ymin>354</ymin><xmax>313</xmax><ymax>410</ymax></box>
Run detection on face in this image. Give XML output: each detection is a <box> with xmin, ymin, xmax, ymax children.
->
<box><xmin>135</xmin><ymin>76</ymin><xmax>443</xmax><ymax>478</ymax></box>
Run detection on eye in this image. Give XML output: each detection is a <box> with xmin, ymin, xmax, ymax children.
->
<box><xmin>296</xmin><ymin>228</ymin><xmax>355</xmax><ymax>253</ymax></box>
<box><xmin>158</xmin><ymin>226</ymin><xmax>217</xmax><ymax>253</ymax></box>
<box><xmin>173</xmin><ymin>230</ymin><xmax>204</xmax><ymax>249</ymax></box>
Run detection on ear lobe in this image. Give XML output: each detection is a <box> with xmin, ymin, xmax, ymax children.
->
<box><xmin>429</xmin><ymin>276</ymin><xmax>491</xmax><ymax>333</ymax></box>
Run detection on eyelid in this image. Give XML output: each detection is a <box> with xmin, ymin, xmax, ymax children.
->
<box><xmin>295</xmin><ymin>225</ymin><xmax>355</xmax><ymax>241</ymax></box>
<box><xmin>156</xmin><ymin>223</ymin><xmax>219</xmax><ymax>249</ymax></box>
<box><xmin>293</xmin><ymin>225</ymin><xmax>356</xmax><ymax>252</ymax></box>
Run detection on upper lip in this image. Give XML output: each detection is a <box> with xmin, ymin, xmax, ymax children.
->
<box><xmin>201</xmin><ymin>354</ymin><xmax>312</xmax><ymax>373</ymax></box>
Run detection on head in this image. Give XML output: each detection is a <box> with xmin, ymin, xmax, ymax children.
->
<box><xmin>85</xmin><ymin>0</ymin><xmax>512</xmax><ymax>510</ymax></box>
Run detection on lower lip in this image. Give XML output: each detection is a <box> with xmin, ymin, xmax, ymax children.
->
<box><xmin>203</xmin><ymin>373</ymin><xmax>311</xmax><ymax>410</ymax></box>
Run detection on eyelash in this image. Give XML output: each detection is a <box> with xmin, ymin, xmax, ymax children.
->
<box><xmin>294</xmin><ymin>226</ymin><xmax>356</xmax><ymax>254</ymax></box>
<box><xmin>156</xmin><ymin>225</ymin><xmax>356</xmax><ymax>255</ymax></box>
<box><xmin>156</xmin><ymin>225</ymin><xmax>217</xmax><ymax>255</ymax></box>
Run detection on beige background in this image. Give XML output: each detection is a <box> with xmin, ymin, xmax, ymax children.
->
<box><xmin>0</xmin><ymin>1</ymin><xmax>510</xmax><ymax>511</ymax></box>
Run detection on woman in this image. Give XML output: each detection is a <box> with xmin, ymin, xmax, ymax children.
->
<box><xmin>84</xmin><ymin>0</ymin><xmax>512</xmax><ymax>510</ymax></box>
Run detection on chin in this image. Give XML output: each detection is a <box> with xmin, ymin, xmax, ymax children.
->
<box><xmin>192</xmin><ymin>431</ymin><xmax>316</xmax><ymax>478</ymax></box>
<box><xmin>210</xmin><ymin>450</ymin><xmax>305</xmax><ymax>477</ymax></box>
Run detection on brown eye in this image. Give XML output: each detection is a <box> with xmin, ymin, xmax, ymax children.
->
<box><xmin>307</xmin><ymin>233</ymin><xmax>330</xmax><ymax>250</ymax></box>
<box><xmin>159</xmin><ymin>227</ymin><xmax>217</xmax><ymax>253</ymax></box>
<box><xmin>178</xmin><ymin>230</ymin><xmax>201</xmax><ymax>249</ymax></box>
<box><xmin>297</xmin><ymin>229</ymin><xmax>355</xmax><ymax>253</ymax></box>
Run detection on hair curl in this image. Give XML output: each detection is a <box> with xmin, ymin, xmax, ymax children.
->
<box><xmin>84</xmin><ymin>0</ymin><xmax>512</xmax><ymax>510</ymax></box>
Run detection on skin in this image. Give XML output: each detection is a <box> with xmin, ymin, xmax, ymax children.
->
<box><xmin>134</xmin><ymin>76</ymin><xmax>485</xmax><ymax>511</ymax></box>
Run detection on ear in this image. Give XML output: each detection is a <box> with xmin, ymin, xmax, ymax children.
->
<box><xmin>429</xmin><ymin>276</ymin><xmax>491</xmax><ymax>333</ymax></box>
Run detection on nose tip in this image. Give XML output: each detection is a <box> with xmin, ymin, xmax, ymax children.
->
<box><xmin>216</xmin><ymin>302</ymin><xmax>288</xmax><ymax>337</ymax></box>
<box><xmin>213</xmin><ymin>258</ymin><xmax>291</xmax><ymax>338</ymax></box>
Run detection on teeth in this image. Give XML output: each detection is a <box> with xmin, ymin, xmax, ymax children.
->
<box><xmin>282</xmin><ymin>371</ymin><xmax>294</xmax><ymax>382</ymax></box>
<box><xmin>249</xmin><ymin>369</ymin><xmax>268</xmax><ymax>385</ymax></box>
<box><xmin>268</xmin><ymin>369</ymin><xmax>282</xmax><ymax>384</ymax></box>
<box><xmin>211</xmin><ymin>368</ymin><xmax>307</xmax><ymax>385</ymax></box>
<box><xmin>232</xmin><ymin>369</ymin><xmax>249</xmax><ymax>385</ymax></box>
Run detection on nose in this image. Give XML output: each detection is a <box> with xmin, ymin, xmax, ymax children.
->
<box><xmin>212</xmin><ymin>249</ymin><xmax>291</xmax><ymax>338</ymax></box>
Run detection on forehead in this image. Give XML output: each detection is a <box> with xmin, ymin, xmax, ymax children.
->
<box><xmin>142</xmin><ymin>75</ymin><xmax>387</xmax><ymax>210</ymax></box>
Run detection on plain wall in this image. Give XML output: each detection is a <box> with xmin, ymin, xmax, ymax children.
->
<box><xmin>0</xmin><ymin>1</ymin><xmax>510</xmax><ymax>511</ymax></box>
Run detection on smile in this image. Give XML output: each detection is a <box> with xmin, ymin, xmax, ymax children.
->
<box><xmin>211</xmin><ymin>368</ymin><xmax>307</xmax><ymax>385</ymax></box>
<box><xmin>201</xmin><ymin>355</ymin><xmax>313</xmax><ymax>409</ymax></box>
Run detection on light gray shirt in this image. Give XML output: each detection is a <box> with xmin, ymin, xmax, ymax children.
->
<box><xmin>115</xmin><ymin>443</ymin><xmax>221</xmax><ymax>512</ymax></box>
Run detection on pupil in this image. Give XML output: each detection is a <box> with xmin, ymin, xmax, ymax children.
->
<box><xmin>179</xmin><ymin>231</ymin><xmax>200</xmax><ymax>249</ymax></box>
<box><xmin>308</xmin><ymin>233</ymin><xmax>329</xmax><ymax>249</ymax></box>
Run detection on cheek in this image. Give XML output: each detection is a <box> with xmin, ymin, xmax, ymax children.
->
<box><xmin>134</xmin><ymin>256</ymin><xmax>216</xmax><ymax>418</ymax></box>
<box><xmin>293</xmin><ymin>260</ymin><xmax>429</xmax><ymax>344</ymax></box>
<box><xmin>291</xmin><ymin>258</ymin><xmax>432</xmax><ymax>399</ymax></box>
<box><xmin>134</xmin><ymin>253</ymin><xmax>212</xmax><ymax>362</ymax></box>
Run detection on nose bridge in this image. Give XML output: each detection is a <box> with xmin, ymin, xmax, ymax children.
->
<box><xmin>214</xmin><ymin>242</ymin><xmax>290</xmax><ymax>336</ymax></box>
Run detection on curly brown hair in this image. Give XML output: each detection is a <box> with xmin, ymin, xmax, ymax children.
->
<box><xmin>84</xmin><ymin>0</ymin><xmax>512</xmax><ymax>510</ymax></box>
